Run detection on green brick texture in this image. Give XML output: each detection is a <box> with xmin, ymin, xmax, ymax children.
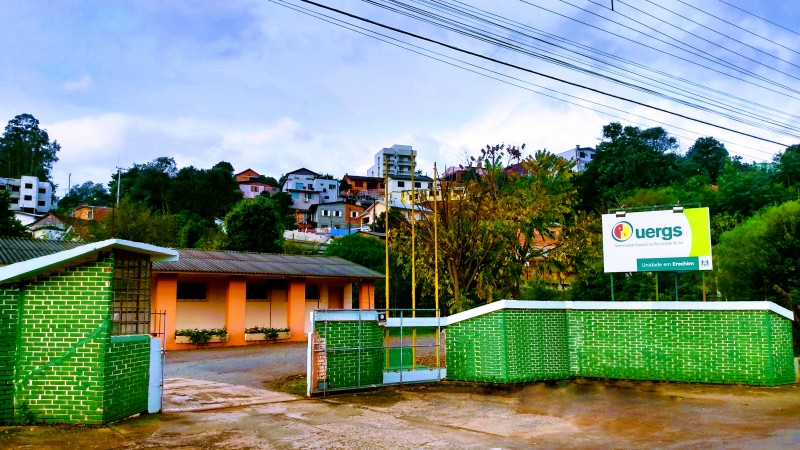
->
<box><xmin>1</xmin><ymin>251</ymin><xmax>154</xmax><ymax>425</ymax></box>
<box><xmin>316</xmin><ymin>321</ymin><xmax>384</xmax><ymax>390</ymax></box>
<box><xmin>447</xmin><ymin>310</ymin><xmax>570</xmax><ymax>383</ymax></box>
<box><xmin>445</xmin><ymin>307</ymin><xmax>795</xmax><ymax>387</ymax></box>
<box><xmin>12</xmin><ymin>257</ymin><xmax>114</xmax><ymax>425</ymax></box>
<box><xmin>0</xmin><ymin>286</ymin><xmax>18</xmax><ymax>425</ymax></box>
<box><xmin>569</xmin><ymin>309</ymin><xmax>795</xmax><ymax>386</ymax></box>
<box><xmin>104</xmin><ymin>335</ymin><xmax>151</xmax><ymax>423</ymax></box>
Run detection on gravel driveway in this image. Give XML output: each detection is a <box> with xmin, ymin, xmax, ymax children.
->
<box><xmin>164</xmin><ymin>342</ymin><xmax>308</xmax><ymax>389</ymax></box>
<box><xmin>4</xmin><ymin>343</ymin><xmax>800</xmax><ymax>449</ymax></box>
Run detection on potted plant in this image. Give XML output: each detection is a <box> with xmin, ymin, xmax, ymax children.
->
<box><xmin>175</xmin><ymin>327</ymin><xmax>228</xmax><ymax>344</ymax></box>
<box><xmin>245</xmin><ymin>326</ymin><xmax>291</xmax><ymax>341</ymax></box>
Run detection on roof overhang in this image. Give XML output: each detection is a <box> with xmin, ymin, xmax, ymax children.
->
<box><xmin>0</xmin><ymin>239</ymin><xmax>178</xmax><ymax>284</ymax></box>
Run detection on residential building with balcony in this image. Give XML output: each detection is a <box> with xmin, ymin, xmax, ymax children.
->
<box><xmin>367</xmin><ymin>144</ymin><xmax>416</xmax><ymax>178</ymax></box>
<box><xmin>387</xmin><ymin>174</ymin><xmax>433</xmax><ymax>203</ymax></box>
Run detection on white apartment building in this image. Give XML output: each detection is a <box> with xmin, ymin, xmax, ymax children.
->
<box><xmin>1</xmin><ymin>175</ymin><xmax>52</xmax><ymax>214</ymax></box>
<box><xmin>367</xmin><ymin>144</ymin><xmax>416</xmax><ymax>178</ymax></box>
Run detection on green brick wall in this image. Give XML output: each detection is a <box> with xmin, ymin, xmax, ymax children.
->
<box><xmin>316</xmin><ymin>321</ymin><xmax>384</xmax><ymax>389</ymax></box>
<box><xmin>104</xmin><ymin>335</ymin><xmax>151</xmax><ymax>423</ymax></box>
<box><xmin>446</xmin><ymin>306</ymin><xmax>795</xmax><ymax>387</ymax></box>
<box><xmin>1</xmin><ymin>251</ymin><xmax>155</xmax><ymax>425</ymax></box>
<box><xmin>447</xmin><ymin>310</ymin><xmax>570</xmax><ymax>383</ymax></box>
<box><xmin>569</xmin><ymin>309</ymin><xmax>795</xmax><ymax>385</ymax></box>
<box><xmin>12</xmin><ymin>257</ymin><xmax>114</xmax><ymax>424</ymax></box>
<box><xmin>0</xmin><ymin>286</ymin><xmax>18</xmax><ymax>425</ymax></box>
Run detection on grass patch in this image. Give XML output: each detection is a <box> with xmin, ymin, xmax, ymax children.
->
<box><xmin>268</xmin><ymin>375</ymin><xmax>307</xmax><ymax>396</ymax></box>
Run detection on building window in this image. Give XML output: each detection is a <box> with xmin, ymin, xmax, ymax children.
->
<box><xmin>306</xmin><ymin>284</ymin><xmax>320</xmax><ymax>300</ymax></box>
<box><xmin>251</xmin><ymin>186</ymin><xmax>259</xmax><ymax>192</ymax></box>
<box><xmin>329</xmin><ymin>184</ymin><xmax>335</xmax><ymax>190</ymax></box>
<box><xmin>350</xmin><ymin>211</ymin><xmax>359</xmax><ymax>218</ymax></box>
<box><xmin>111</xmin><ymin>250</ymin><xmax>151</xmax><ymax>335</ymax></box>
<box><xmin>37</xmin><ymin>200</ymin><xmax>45</xmax><ymax>207</ymax></box>
<box><xmin>305</xmin><ymin>192</ymin><xmax>313</xmax><ymax>201</ymax></box>
<box><xmin>397</xmin><ymin>181</ymin><xmax>405</xmax><ymax>188</ymax></box>
<box><xmin>291</xmin><ymin>192</ymin><xmax>299</xmax><ymax>200</ymax></box>
<box><xmin>322</xmin><ymin>210</ymin><xmax>329</xmax><ymax>217</ymax></box>
<box><xmin>579</xmin><ymin>151</ymin><xmax>586</xmax><ymax>158</ymax></box>
<box><xmin>24</xmin><ymin>183</ymin><xmax>33</xmax><ymax>189</ymax></box>
<box><xmin>334</xmin><ymin>211</ymin><xmax>341</xmax><ymax>217</ymax></box>
<box><xmin>38</xmin><ymin>188</ymin><xmax>46</xmax><ymax>194</ymax></box>
<box><xmin>246</xmin><ymin>283</ymin><xmax>270</xmax><ymax>302</ymax></box>
<box><xmin>414</xmin><ymin>182</ymin><xmax>421</xmax><ymax>188</ymax></box>
<box><xmin>177</xmin><ymin>282</ymin><xmax>207</xmax><ymax>301</ymax></box>
<box><xmin>23</xmin><ymin>195</ymin><xmax>32</xmax><ymax>201</ymax></box>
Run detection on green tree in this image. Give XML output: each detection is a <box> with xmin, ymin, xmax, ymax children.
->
<box><xmin>577</xmin><ymin>122</ymin><xmax>684</xmax><ymax>209</ymax></box>
<box><xmin>56</xmin><ymin>181</ymin><xmax>111</xmax><ymax>213</ymax></box>
<box><xmin>370</xmin><ymin>208</ymin><xmax>407</xmax><ymax>233</ymax></box>
<box><xmin>716</xmin><ymin>161</ymin><xmax>781</xmax><ymax>217</ymax></box>
<box><xmin>0</xmin><ymin>190</ymin><xmax>29</xmax><ymax>237</ymax></box>
<box><xmin>225</xmin><ymin>196</ymin><xmax>285</xmax><ymax>253</ymax></box>
<box><xmin>685</xmin><ymin>137</ymin><xmax>728</xmax><ymax>183</ymax></box>
<box><xmin>325</xmin><ymin>233</ymin><xmax>385</xmax><ymax>272</ymax></box>
<box><xmin>168</xmin><ymin>162</ymin><xmax>242</xmax><ymax>219</ymax></box>
<box><xmin>501</xmin><ymin>150</ymin><xmax>578</xmax><ymax>299</ymax></box>
<box><xmin>715</xmin><ymin>200</ymin><xmax>800</xmax><ymax>305</ymax></box>
<box><xmin>269</xmin><ymin>191</ymin><xmax>297</xmax><ymax>229</ymax></box>
<box><xmin>95</xmin><ymin>198</ymin><xmax>177</xmax><ymax>246</ymax></box>
<box><xmin>773</xmin><ymin>144</ymin><xmax>800</xmax><ymax>198</ymax></box>
<box><xmin>111</xmin><ymin>157</ymin><xmax>177</xmax><ymax>213</ymax></box>
<box><xmin>0</xmin><ymin>114</ymin><xmax>60</xmax><ymax>182</ymax></box>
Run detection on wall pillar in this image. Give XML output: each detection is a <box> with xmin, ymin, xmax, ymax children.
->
<box><xmin>154</xmin><ymin>273</ymin><xmax>178</xmax><ymax>350</ymax></box>
<box><xmin>287</xmin><ymin>278</ymin><xmax>307</xmax><ymax>341</ymax></box>
<box><xmin>359</xmin><ymin>281</ymin><xmax>375</xmax><ymax>309</ymax></box>
<box><xmin>226</xmin><ymin>276</ymin><xmax>247</xmax><ymax>346</ymax></box>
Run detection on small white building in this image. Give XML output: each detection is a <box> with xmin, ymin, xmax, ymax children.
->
<box><xmin>1</xmin><ymin>175</ymin><xmax>52</xmax><ymax>213</ymax></box>
<box><xmin>555</xmin><ymin>146</ymin><xmax>596</xmax><ymax>172</ymax></box>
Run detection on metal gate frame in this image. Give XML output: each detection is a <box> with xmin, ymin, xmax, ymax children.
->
<box><xmin>307</xmin><ymin>309</ymin><xmax>446</xmax><ymax>395</ymax></box>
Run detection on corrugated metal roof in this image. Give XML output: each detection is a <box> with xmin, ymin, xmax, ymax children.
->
<box><xmin>153</xmin><ymin>249</ymin><xmax>384</xmax><ymax>279</ymax></box>
<box><xmin>0</xmin><ymin>238</ymin><xmax>84</xmax><ymax>265</ymax></box>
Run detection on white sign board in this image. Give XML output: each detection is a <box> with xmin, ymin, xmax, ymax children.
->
<box><xmin>602</xmin><ymin>208</ymin><xmax>712</xmax><ymax>273</ymax></box>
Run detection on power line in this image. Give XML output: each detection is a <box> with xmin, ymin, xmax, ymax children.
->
<box><xmin>388</xmin><ymin>0</ymin><xmax>800</xmax><ymax>131</ymax></box>
<box><xmin>515</xmin><ymin>0</ymin><xmax>800</xmax><ymax>100</ymax></box>
<box><xmin>668</xmin><ymin>0</ymin><xmax>800</xmax><ymax>59</ymax></box>
<box><xmin>267</xmin><ymin>0</ymin><xmax>777</xmax><ymax>160</ymax></box>
<box><xmin>717</xmin><ymin>0</ymin><xmax>800</xmax><ymax>38</ymax></box>
<box><xmin>295</xmin><ymin>0</ymin><xmax>792</xmax><ymax>146</ymax></box>
<box><xmin>365</xmin><ymin>0</ymin><xmax>800</xmax><ymax>135</ymax></box>
<box><xmin>615</xmin><ymin>0</ymin><xmax>800</xmax><ymax>77</ymax></box>
<box><xmin>562</xmin><ymin>0</ymin><xmax>800</xmax><ymax>92</ymax></box>
<box><xmin>417</xmin><ymin>0</ymin><xmax>800</xmax><ymax>125</ymax></box>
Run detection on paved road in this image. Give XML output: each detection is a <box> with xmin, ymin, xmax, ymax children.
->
<box><xmin>164</xmin><ymin>342</ymin><xmax>308</xmax><ymax>389</ymax></box>
<box><xmin>3</xmin><ymin>344</ymin><xmax>800</xmax><ymax>449</ymax></box>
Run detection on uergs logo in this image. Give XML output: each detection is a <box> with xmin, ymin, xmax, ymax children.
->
<box><xmin>612</xmin><ymin>221</ymin><xmax>633</xmax><ymax>242</ymax></box>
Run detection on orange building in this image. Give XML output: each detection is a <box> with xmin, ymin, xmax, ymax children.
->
<box><xmin>152</xmin><ymin>249</ymin><xmax>382</xmax><ymax>350</ymax></box>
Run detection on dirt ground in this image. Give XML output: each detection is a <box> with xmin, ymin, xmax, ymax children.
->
<box><xmin>2</xmin><ymin>344</ymin><xmax>800</xmax><ymax>449</ymax></box>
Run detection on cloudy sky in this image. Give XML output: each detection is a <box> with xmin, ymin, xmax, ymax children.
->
<box><xmin>1</xmin><ymin>0</ymin><xmax>798</xmax><ymax>197</ymax></box>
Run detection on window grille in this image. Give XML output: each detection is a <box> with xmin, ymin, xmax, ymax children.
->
<box><xmin>111</xmin><ymin>250</ymin><xmax>152</xmax><ymax>335</ymax></box>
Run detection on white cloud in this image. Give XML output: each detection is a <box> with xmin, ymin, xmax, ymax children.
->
<box><xmin>62</xmin><ymin>75</ymin><xmax>93</xmax><ymax>92</ymax></box>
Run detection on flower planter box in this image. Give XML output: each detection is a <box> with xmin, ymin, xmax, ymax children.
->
<box><xmin>175</xmin><ymin>334</ymin><xmax>227</xmax><ymax>344</ymax></box>
<box><xmin>245</xmin><ymin>331</ymin><xmax>291</xmax><ymax>341</ymax></box>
